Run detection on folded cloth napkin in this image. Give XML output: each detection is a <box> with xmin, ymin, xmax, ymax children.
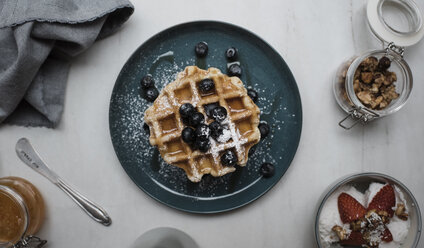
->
<box><xmin>0</xmin><ymin>0</ymin><xmax>134</xmax><ymax>127</ymax></box>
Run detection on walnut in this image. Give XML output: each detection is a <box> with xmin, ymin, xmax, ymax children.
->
<box><xmin>361</xmin><ymin>72</ymin><xmax>374</xmax><ymax>84</ymax></box>
<box><xmin>377</xmin><ymin>210</ymin><xmax>390</xmax><ymax>224</ymax></box>
<box><xmin>351</xmin><ymin>56</ymin><xmax>399</xmax><ymax>110</ymax></box>
<box><xmin>395</xmin><ymin>203</ymin><xmax>409</xmax><ymax>221</ymax></box>
<box><xmin>360</xmin><ymin>56</ymin><xmax>378</xmax><ymax>71</ymax></box>
<box><xmin>385</xmin><ymin>71</ymin><xmax>397</xmax><ymax>84</ymax></box>
<box><xmin>350</xmin><ymin>220</ymin><xmax>364</xmax><ymax>231</ymax></box>
<box><xmin>373</xmin><ymin>73</ymin><xmax>385</xmax><ymax>86</ymax></box>
<box><xmin>357</xmin><ymin>91</ymin><xmax>372</xmax><ymax>105</ymax></box>
<box><xmin>332</xmin><ymin>225</ymin><xmax>348</xmax><ymax>241</ymax></box>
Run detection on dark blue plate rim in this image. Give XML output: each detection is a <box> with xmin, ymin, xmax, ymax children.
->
<box><xmin>109</xmin><ymin>20</ymin><xmax>303</xmax><ymax>214</ymax></box>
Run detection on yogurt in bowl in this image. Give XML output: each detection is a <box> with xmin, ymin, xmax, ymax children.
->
<box><xmin>315</xmin><ymin>173</ymin><xmax>422</xmax><ymax>248</ymax></box>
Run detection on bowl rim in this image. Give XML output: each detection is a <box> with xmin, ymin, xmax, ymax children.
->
<box><xmin>314</xmin><ymin>172</ymin><xmax>422</xmax><ymax>248</ymax></box>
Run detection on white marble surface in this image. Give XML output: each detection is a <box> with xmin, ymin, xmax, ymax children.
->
<box><xmin>1</xmin><ymin>0</ymin><xmax>424</xmax><ymax>247</ymax></box>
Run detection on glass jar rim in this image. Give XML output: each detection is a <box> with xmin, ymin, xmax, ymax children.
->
<box><xmin>314</xmin><ymin>172</ymin><xmax>422</xmax><ymax>248</ymax></box>
<box><xmin>345</xmin><ymin>50</ymin><xmax>413</xmax><ymax>118</ymax></box>
<box><xmin>0</xmin><ymin>185</ymin><xmax>29</xmax><ymax>248</ymax></box>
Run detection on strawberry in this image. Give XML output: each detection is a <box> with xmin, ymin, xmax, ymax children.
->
<box><xmin>367</xmin><ymin>184</ymin><xmax>396</xmax><ymax>217</ymax></box>
<box><xmin>338</xmin><ymin>193</ymin><xmax>367</xmax><ymax>223</ymax></box>
<box><xmin>339</xmin><ymin>231</ymin><xmax>367</xmax><ymax>246</ymax></box>
<box><xmin>381</xmin><ymin>228</ymin><xmax>393</xmax><ymax>242</ymax></box>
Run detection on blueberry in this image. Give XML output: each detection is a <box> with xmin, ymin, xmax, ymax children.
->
<box><xmin>225</xmin><ymin>47</ymin><xmax>238</xmax><ymax>61</ymax></box>
<box><xmin>211</xmin><ymin>106</ymin><xmax>227</xmax><ymax>122</ymax></box>
<box><xmin>247</xmin><ymin>89</ymin><xmax>258</xmax><ymax>102</ymax></box>
<box><xmin>182</xmin><ymin>127</ymin><xmax>196</xmax><ymax>144</ymax></box>
<box><xmin>189</xmin><ymin>112</ymin><xmax>205</xmax><ymax>127</ymax></box>
<box><xmin>209</xmin><ymin>121</ymin><xmax>224</xmax><ymax>140</ymax></box>
<box><xmin>228</xmin><ymin>64</ymin><xmax>242</xmax><ymax>77</ymax></box>
<box><xmin>143</xmin><ymin>123</ymin><xmax>150</xmax><ymax>136</ymax></box>
<box><xmin>179</xmin><ymin>103</ymin><xmax>195</xmax><ymax>118</ymax></box>
<box><xmin>198</xmin><ymin>79</ymin><xmax>215</xmax><ymax>93</ymax></box>
<box><xmin>378</xmin><ymin>56</ymin><xmax>391</xmax><ymax>71</ymax></box>
<box><xmin>248</xmin><ymin>145</ymin><xmax>257</xmax><ymax>157</ymax></box>
<box><xmin>260</xmin><ymin>163</ymin><xmax>275</xmax><ymax>178</ymax></box>
<box><xmin>196</xmin><ymin>139</ymin><xmax>210</xmax><ymax>152</ymax></box>
<box><xmin>258</xmin><ymin>122</ymin><xmax>270</xmax><ymax>139</ymax></box>
<box><xmin>195</xmin><ymin>41</ymin><xmax>208</xmax><ymax>58</ymax></box>
<box><xmin>195</xmin><ymin>124</ymin><xmax>211</xmax><ymax>141</ymax></box>
<box><xmin>181</xmin><ymin>117</ymin><xmax>190</xmax><ymax>126</ymax></box>
<box><xmin>145</xmin><ymin>87</ymin><xmax>159</xmax><ymax>102</ymax></box>
<box><xmin>203</xmin><ymin>102</ymin><xmax>220</xmax><ymax>118</ymax></box>
<box><xmin>220</xmin><ymin>150</ymin><xmax>237</xmax><ymax>166</ymax></box>
<box><xmin>141</xmin><ymin>74</ymin><xmax>154</xmax><ymax>89</ymax></box>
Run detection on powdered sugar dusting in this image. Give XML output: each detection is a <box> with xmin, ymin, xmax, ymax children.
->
<box><xmin>110</xmin><ymin>43</ymin><xmax>299</xmax><ymax>197</ymax></box>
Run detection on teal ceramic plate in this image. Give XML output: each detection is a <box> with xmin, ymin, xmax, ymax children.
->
<box><xmin>109</xmin><ymin>21</ymin><xmax>302</xmax><ymax>213</ymax></box>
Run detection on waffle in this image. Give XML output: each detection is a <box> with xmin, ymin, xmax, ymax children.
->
<box><xmin>144</xmin><ymin>66</ymin><xmax>261</xmax><ymax>182</ymax></box>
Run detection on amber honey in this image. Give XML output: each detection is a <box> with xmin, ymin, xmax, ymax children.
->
<box><xmin>0</xmin><ymin>177</ymin><xmax>45</xmax><ymax>246</ymax></box>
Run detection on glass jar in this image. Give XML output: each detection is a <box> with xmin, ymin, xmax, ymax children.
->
<box><xmin>0</xmin><ymin>177</ymin><xmax>46</xmax><ymax>248</ymax></box>
<box><xmin>334</xmin><ymin>0</ymin><xmax>424</xmax><ymax>129</ymax></box>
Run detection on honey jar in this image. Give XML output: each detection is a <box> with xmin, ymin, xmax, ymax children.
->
<box><xmin>0</xmin><ymin>177</ymin><xmax>46</xmax><ymax>248</ymax></box>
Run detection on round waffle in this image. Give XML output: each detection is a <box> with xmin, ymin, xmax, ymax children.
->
<box><xmin>144</xmin><ymin>66</ymin><xmax>261</xmax><ymax>182</ymax></box>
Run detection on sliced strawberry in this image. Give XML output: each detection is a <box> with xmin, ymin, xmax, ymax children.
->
<box><xmin>338</xmin><ymin>193</ymin><xmax>367</xmax><ymax>223</ymax></box>
<box><xmin>368</xmin><ymin>184</ymin><xmax>396</xmax><ymax>217</ymax></box>
<box><xmin>381</xmin><ymin>228</ymin><xmax>393</xmax><ymax>242</ymax></box>
<box><xmin>339</xmin><ymin>231</ymin><xmax>367</xmax><ymax>246</ymax></box>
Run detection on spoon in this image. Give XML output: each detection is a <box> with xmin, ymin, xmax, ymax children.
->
<box><xmin>15</xmin><ymin>138</ymin><xmax>112</xmax><ymax>226</ymax></box>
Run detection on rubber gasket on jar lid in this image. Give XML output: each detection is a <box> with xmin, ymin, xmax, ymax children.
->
<box><xmin>367</xmin><ymin>0</ymin><xmax>424</xmax><ymax>47</ymax></box>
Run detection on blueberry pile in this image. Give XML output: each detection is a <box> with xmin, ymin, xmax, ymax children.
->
<box><xmin>179</xmin><ymin>102</ymin><xmax>236</xmax><ymax>165</ymax></box>
<box><xmin>140</xmin><ymin>74</ymin><xmax>159</xmax><ymax>102</ymax></box>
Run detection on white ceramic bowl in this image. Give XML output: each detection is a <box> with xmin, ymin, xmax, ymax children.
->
<box><xmin>130</xmin><ymin>227</ymin><xmax>199</xmax><ymax>248</ymax></box>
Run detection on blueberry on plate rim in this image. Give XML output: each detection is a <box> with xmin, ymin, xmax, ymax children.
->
<box><xmin>258</xmin><ymin>122</ymin><xmax>270</xmax><ymax>139</ymax></box>
<box><xmin>198</xmin><ymin>78</ymin><xmax>215</xmax><ymax>93</ymax></box>
<box><xmin>141</xmin><ymin>74</ymin><xmax>155</xmax><ymax>89</ymax></box>
<box><xmin>225</xmin><ymin>47</ymin><xmax>238</xmax><ymax>61</ymax></box>
<box><xmin>195</xmin><ymin>41</ymin><xmax>208</xmax><ymax>58</ymax></box>
<box><xmin>145</xmin><ymin>87</ymin><xmax>159</xmax><ymax>102</ymax></box>
<box><xmin>228</xmin><ymin>64</ymin><xmax>242</xmax><ymax>77</ymax></box>
<box><xmin>260</xmin><ymin>163</ymin><xmax>275</xmax><ymax>178</ymax></box>
<box><xmin>247</xmin><ymin>88</ymin><xmax>258</xmax><ymax>103</ymax></box>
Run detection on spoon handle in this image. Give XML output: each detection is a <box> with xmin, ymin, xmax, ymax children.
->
<box><xmin>16</xmin><ymin>138</ymin><xmax>112</xmax><ymax>226</ymax></box>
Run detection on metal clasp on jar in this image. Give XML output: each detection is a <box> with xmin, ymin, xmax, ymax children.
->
<box><xmin>13</xmin><ymin>236</ymin><xmax>47</xmax><ymax>248</ymax></box>
<box><xmin>386</xmin><ymin>42</ymin><xmax>405</xmax><ymax>57</ymax></box>
<box><xmin>339</xmin><ymin>107</ymin><xmax>380</xmax><ymax>130</ymax></box>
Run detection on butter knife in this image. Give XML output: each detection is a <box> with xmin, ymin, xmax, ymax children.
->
<box><xmin>16</xmin><ymin>138</ymin><xmax>112</xmax><ymax>226</ymax></box>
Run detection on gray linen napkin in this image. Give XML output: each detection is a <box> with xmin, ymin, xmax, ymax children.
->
<box><xmin>0</xmin><ymin>0</ymin><xmax>134</xmax><ymax>127</ymax></box>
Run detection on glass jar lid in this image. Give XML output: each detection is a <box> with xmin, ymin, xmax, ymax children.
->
<box><xmin>367</xmin><ymin>0</ymin><xmax>424</xmax><ymax>47</ymax></box>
